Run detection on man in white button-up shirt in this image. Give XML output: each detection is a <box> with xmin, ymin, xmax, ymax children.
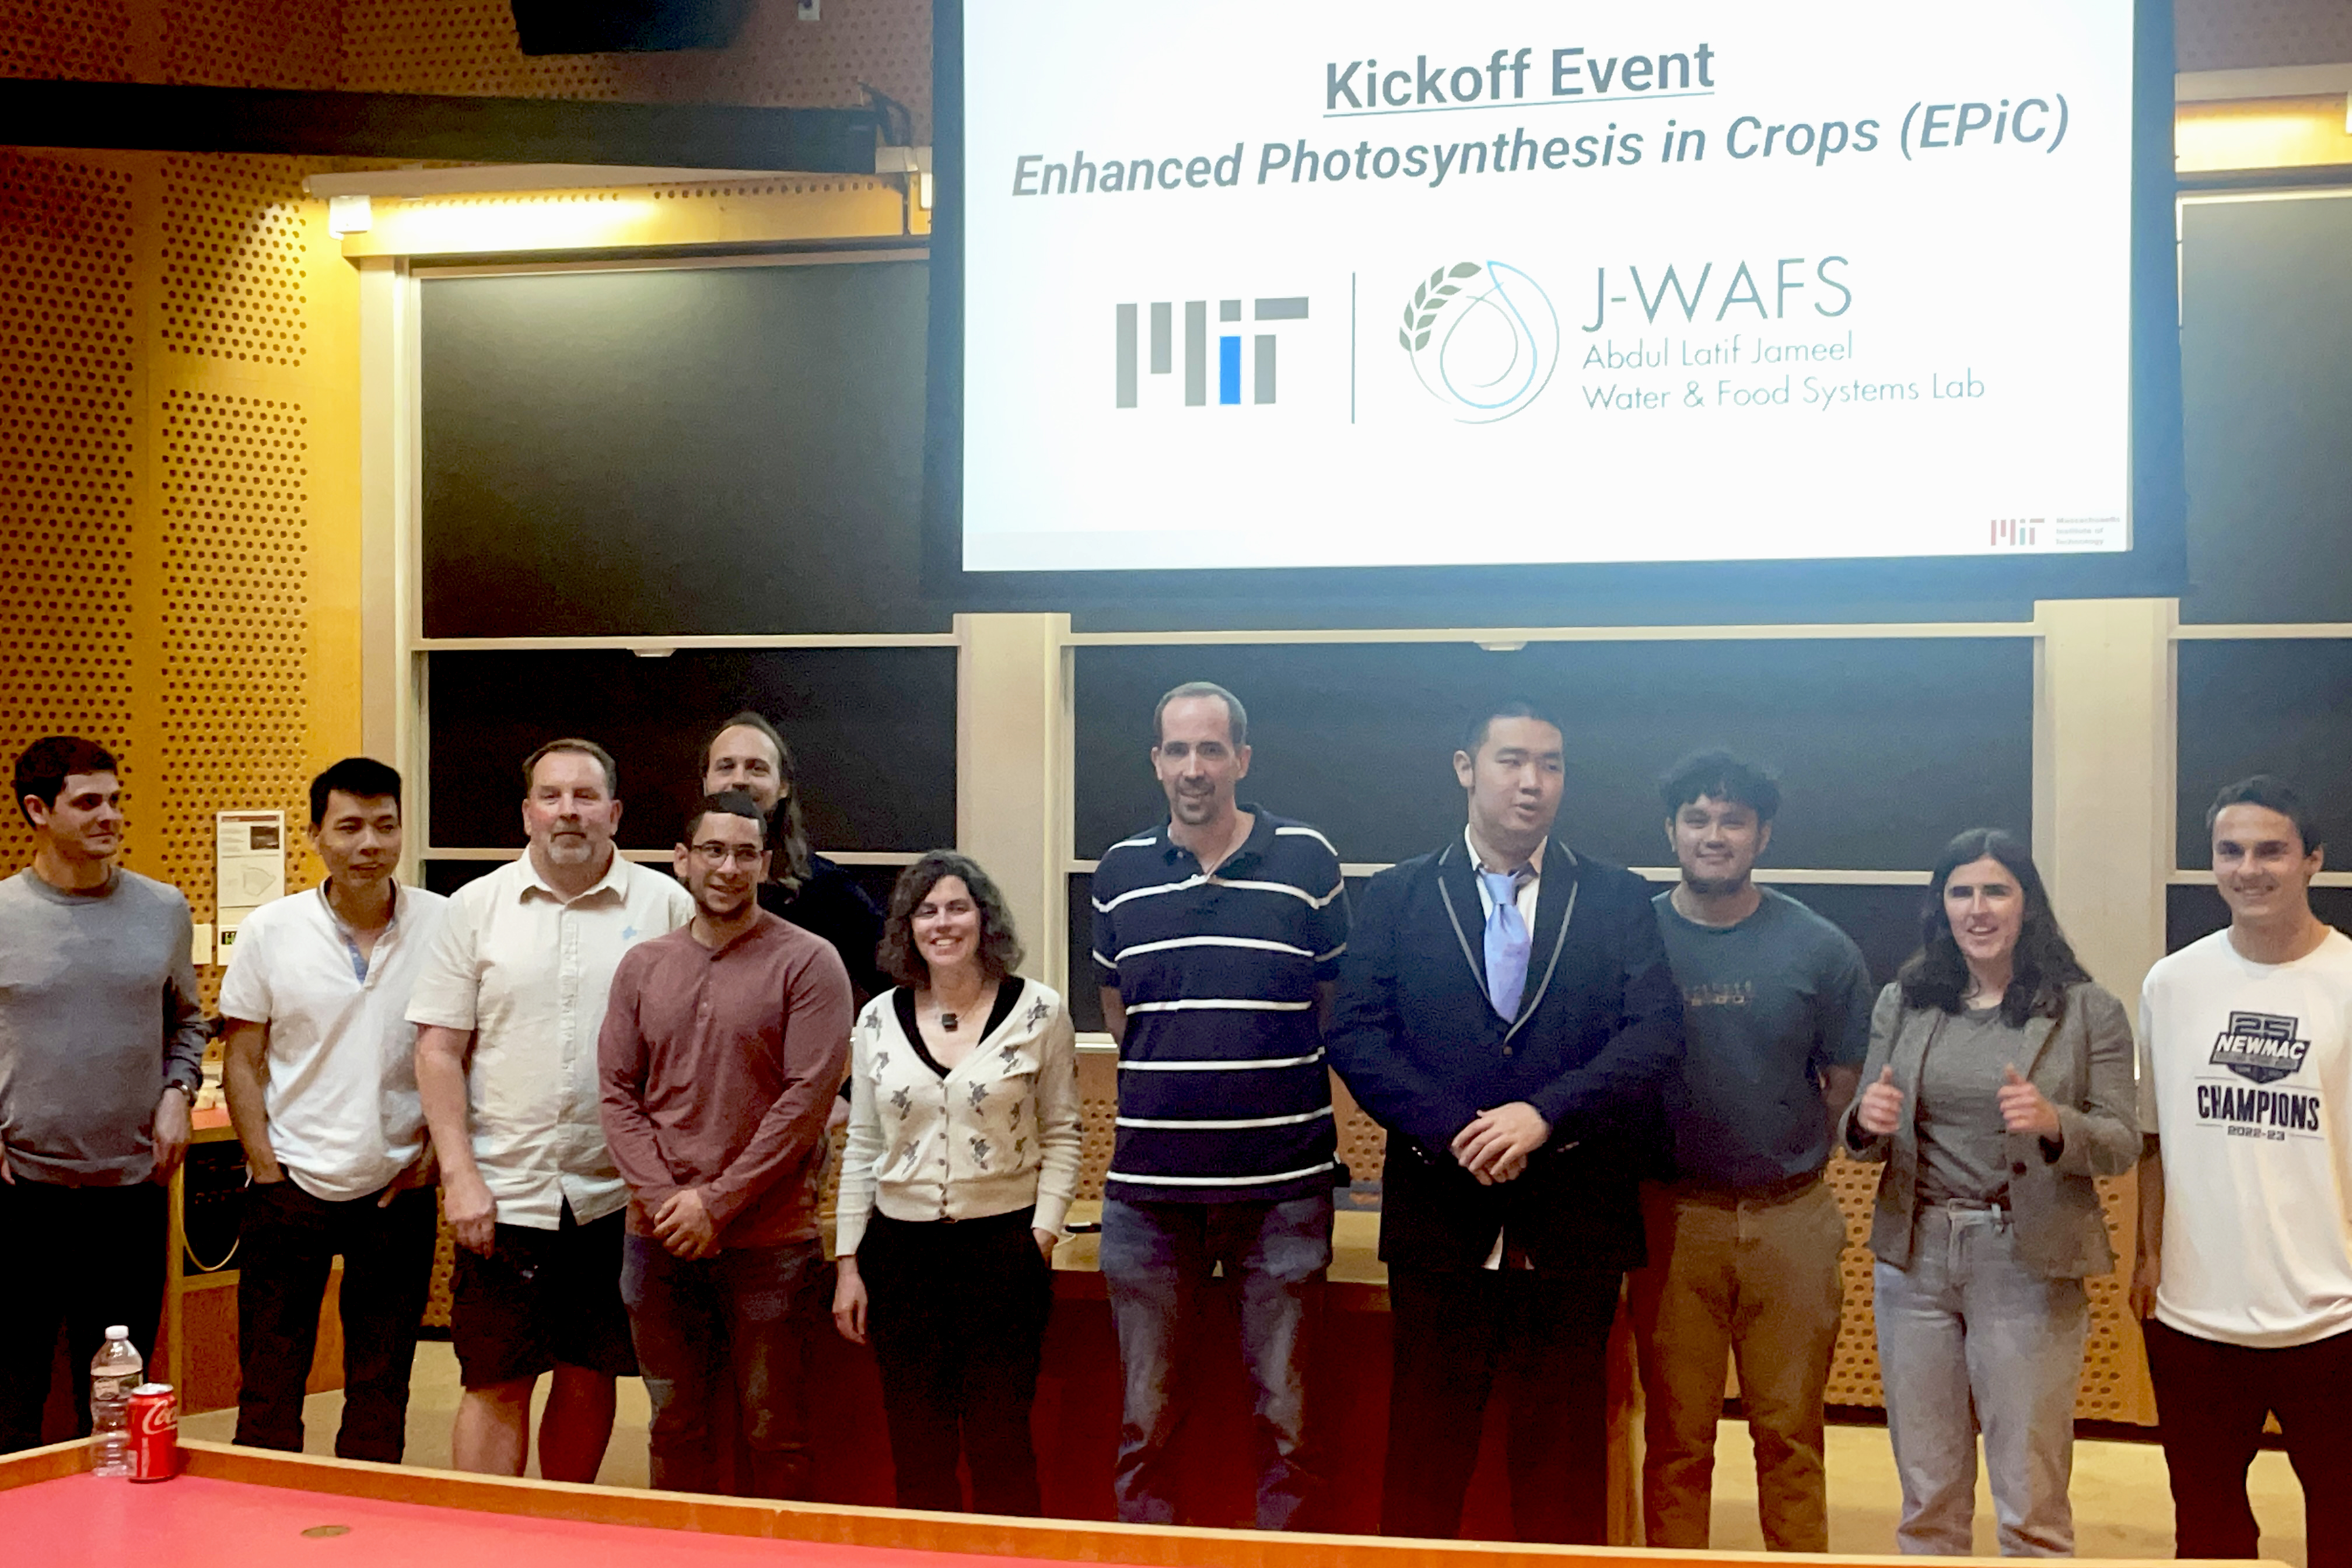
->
<box><xmin>220</xmin><ymin>758</ymin><xmax>449</xmax><ymax>1465</ymax></box>
<box><xmin>411</xmin><ymin>739</ymin><xmax>692</xmax><ymax>1481</ymax></box>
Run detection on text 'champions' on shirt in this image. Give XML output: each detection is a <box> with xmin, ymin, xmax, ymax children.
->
<box><xmin>2140</xmin><ymin>927</ymin><xmax>2352</xmax><ymax>1349</ymax></box>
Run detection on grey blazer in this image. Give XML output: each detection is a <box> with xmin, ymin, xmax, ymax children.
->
<box><xmin>1840</xmin><ymin>979</ymin><xmax>2138</xmax><ymax>1278</ymax></box>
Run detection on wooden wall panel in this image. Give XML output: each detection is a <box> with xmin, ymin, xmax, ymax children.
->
<box><xmin>0</xmin><ymin>11</ymin><xmax>364</xmax><ymax>1012</ymax></box>
<box><xmin>0</xmin><ymin>148</ymin><xmax>139</xmax><ymax>874</ymax></box>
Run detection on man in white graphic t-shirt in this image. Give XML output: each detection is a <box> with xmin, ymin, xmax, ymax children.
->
<box><xmin>2134</xmin><ymin>775</ymin><xmax>2352</xmax><ymax>1568</ymax></box>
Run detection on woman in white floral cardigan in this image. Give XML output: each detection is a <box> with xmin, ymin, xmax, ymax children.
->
<box><xmin>831</xmin><ymin>850</ymin><xmax>1081</xmax><ymax>1516</ymax></box>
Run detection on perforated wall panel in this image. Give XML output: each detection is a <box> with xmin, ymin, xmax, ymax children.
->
<box><xmin>159</xmin><ymin>0</ymin><xmax>341</xmax><ymax>89</ymax></box>
<box><xmin>160</xmin><ymin>156</ymin><xmax>309</xmax><ymax>367</ymax></box>
<box><xmin>1077</xmin><ymin>1048</ymin><xmax>1116</xmax><ymax>1199</ymax></box>
<box><xmin>149</xmin><ymin>387</ymin><xmax>316</xmax><ymax>925</ymax></box>
<box><xmin>1824</xmin><ymin>1156</ymin><xmax>1883</xmax><ymax>1406</ymax></box>
<box><xmin>0</xmin><ymin>149</ymin><xmax>139</xmax><ymax>875</ymax></box>
<box><xmin>0</xmin><ymin>0</ymin><xmax>131</xmax><ymax>80</ymax></box>
<box><xmin>2178</xmin><ymin>0</ymin><xmax>2352</xmax><ymax>73</ymax></box>
<box><xmin>1</xmin><ymin>138</ymin><xmax>343</xmax><ymax>1021</ymax></box>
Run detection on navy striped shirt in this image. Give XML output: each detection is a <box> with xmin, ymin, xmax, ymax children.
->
<box><xmin>1091</xmin><ymin>805</ymin><xmax>1349</xmax><ymax>1203</ymax></box>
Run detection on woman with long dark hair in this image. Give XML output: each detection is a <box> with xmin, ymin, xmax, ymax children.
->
<box><xmin>830</xmin><ymin>851</ymin><xmax>1080</xmax><ymax>1516</ymax></box>
<box><xmin>1843</xmin><ymin>828</ymin><xmax>2136</xmax><ymax>1555</ymax></box>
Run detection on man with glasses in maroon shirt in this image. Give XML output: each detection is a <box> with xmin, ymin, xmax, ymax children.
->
<box><xmin>598</xmin><ymin>791</ymin><xmax>852</xmax><ymax>1497</ymax></box>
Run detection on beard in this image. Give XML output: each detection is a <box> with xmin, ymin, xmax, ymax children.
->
<box><xmin>1683</xmin><ymin>873</ymin><xmax>1748</xmax><ymax>897</ymax></box>
<box><xmin>541</xmin><ymin>831</ymin><xmax>600</xmax><ymax>864</ymax></box>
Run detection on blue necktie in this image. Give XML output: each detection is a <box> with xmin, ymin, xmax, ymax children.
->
<box><xmin>1479</xmin><ymin>867</ymin><xmax>1532</xmax><ymax>1021</ymax></box>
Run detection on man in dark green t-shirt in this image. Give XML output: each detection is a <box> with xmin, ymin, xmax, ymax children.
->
<box><xmin>1632</xmin><ymin>751</ymin><xmax>1873</xmax><ymax>1552</ymax></box>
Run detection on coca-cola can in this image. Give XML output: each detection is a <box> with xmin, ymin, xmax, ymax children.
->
<box><xmin>126</xmin><ymin>1384</ymin><xmax>177</xmax><ymax>1482</ymax></box>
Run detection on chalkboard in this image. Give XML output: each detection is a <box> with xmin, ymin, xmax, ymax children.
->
<box><xmin>2179</xmin><ymin>192</ymin><xmax>2352</xmax><ymax>625</ymax></box>
<box><xmin>421</xmin><ymin>258</ymin><xmax>941</xmax><ymax>638</ymax></box>
<box><xmin>2168</xmin><ymin>884</ymin><xmax>2352</xmax><ymax>954</ymax></box>
<box><xmin>2175</xmin><ymin>638</ymin><xmax>2352</xmax><ymax>867</ymax></box>
<box><xmin>424</xmin><ymin>647</ymin><xmax>957</xmax><ymax>852</ymax></box>
<box><xmin>1073</xmin><ymin>639</ymin><xmax>2034</xmax><ymax>872</ymax></box>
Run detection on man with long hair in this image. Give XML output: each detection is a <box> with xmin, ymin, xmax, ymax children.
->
<box><xmin>700</xmin><ymin>712</ymin><xmax>884</xmax><ymax>1003</ymax></box>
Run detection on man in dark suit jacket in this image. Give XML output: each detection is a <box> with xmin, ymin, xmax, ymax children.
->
<box><xmin>1327</xmin><ymin>698</ymin><xmax>1682</xmax><ymax>1545</ymax></box>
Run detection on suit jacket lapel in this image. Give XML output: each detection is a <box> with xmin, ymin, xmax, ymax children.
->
<box><xmin>1434</xmin><ymin>840</ymin><xmax>1491</xmax><ymax>1003</ymax></box>
<box><xmin>2015</xmin><ymin>1012</ymin><xmax>2062</xmax><ymax>1081</ymax></box>
<box><xmin>1507</xmin><ymin>838</ymin><xmax>1581</xmax><ymax>1037</ymax></box>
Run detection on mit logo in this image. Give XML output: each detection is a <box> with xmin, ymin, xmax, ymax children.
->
<box><xmin>2210</xmin><ymin>1009</ymin><xmax>2311</xmax><ymax>1085</ymax></box>
<box><xmin>1989</xmin><ymin>517</ymin><xmax>2042</xmax><ymax>548</ymax></box>
<box><xmin>1115</xmin><ymin>297</ymin><xmax>1308</xmax><ymax>409</ymax></box>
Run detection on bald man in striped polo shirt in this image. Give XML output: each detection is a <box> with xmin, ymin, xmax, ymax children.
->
<box><xmin>1091</xmin><ymin>681</ymin><xmax>1349</xmax><ymax>1531</ymax></box>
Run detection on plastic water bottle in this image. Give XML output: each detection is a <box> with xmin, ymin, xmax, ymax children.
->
<box><xmin>90</xmin><ymin>1326</ymin><xmax>142</xmax><ymax>1477</ymax></box>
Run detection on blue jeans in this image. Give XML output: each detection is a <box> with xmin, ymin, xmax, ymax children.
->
<box><xmin>1874</xmin><ymin>1204</ymin><xmax>2088</xmax><ymax>1556</ymax></box>
<box><xmin>620</xmin><ymin>1232</ymin><xmax>824</xmax><ymax>1498</ymax></box>
<box><xmin>1100</xmin><ymin>1194</ymin><xmax>1332</xmax><ymax>1529</ymax></box>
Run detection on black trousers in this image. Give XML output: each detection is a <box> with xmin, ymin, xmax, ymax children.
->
<box><xmin>1381</xmin><ymin>1264</ymin><xmax>1622</xmax><ymax>1545</ymax></box>
<box><xmin>2145</xmin><ymin>1318</ymin><xmax>2352</xmax><ymax>1568</ymax></box>
<box><xmin>860</xmin><ymin>1208</ymin><xmax>1052</xmax><ymax>1516</ymax></box>
<box><xmin>233</xmin><ymin>1181</ymin><xmax>438</xmax><ymax>1463</ymax></box>
<box><xmin>0</xmin><ymin>1179</ymin><xmax>167</xmax><ymax>1454</ymax></box>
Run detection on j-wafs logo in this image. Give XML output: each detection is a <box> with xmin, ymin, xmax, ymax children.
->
<box><xmin>1114</xmin><ymin>295</ymin><xmax>1309</xmax><ymax>410</ymax></box>
<box><xmin>1399</xmin><ymin>259</ymin><xmax>1558</xmax><ymax>424</ymax></box>
<box><xmin>2209</xmin><ymin>1009</ymin><xmax>2311</xmax><ymax>1085</ymax></box>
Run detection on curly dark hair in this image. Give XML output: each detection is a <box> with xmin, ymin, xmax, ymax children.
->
<box><xmin>878</xmin><ymin>850</ymin><xmax>1025</xmax><ymax>988</ymax></box>
<box><xmin>1897</xmin><ymin>828</ymin><xmax>2091</xmax><ymax>1026</ymax></box>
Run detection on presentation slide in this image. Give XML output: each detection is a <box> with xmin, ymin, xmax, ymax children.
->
<box><xmin>955</xmin><ymin>0</ymin><xmax>2140</xmax><ymax>574</ymax></box>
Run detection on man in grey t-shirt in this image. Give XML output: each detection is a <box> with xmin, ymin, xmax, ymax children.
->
<box><xmin>0</xmin><ymin>736</ymin><xmax>208</xmax><ymax>1453</ymax></box>
<box><xmin>1629</xmin><ymin>751</ymin><xmax>1873</xmax><ymax>1551</ymax></box>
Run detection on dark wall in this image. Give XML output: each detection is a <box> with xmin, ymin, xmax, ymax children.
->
<box><xmin>1073</xmin><ymin>640</ymin><xmax>2034</xmax><ymax>870</ymax></box>
<box><xmin>2168</xmin><ymin>884</ymin><xmax>2352</xmax><ymax>955</ymax></box>
<box><xmin>2179</xmin><ymin>195</ymin><xmax>2352</xmax><ymax>625</ymax></box>
<box><xmin>2175</xmin><ymin>639</ymin><xmax>2352</xmax><ymax>869</ymax></box>
<box><xmin>423</xmin><ymin>647</ymin><xmax>956</xmax><ymax>852</ymax></box>
<box><xmin>422</xmin><ymin>260</ymin><xmax>941</xmax><ymax>638</ymax></box>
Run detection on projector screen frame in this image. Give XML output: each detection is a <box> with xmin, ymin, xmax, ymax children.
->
<box><xmin>919</xmin><ymin>0</ymin><xmax>2186</xmax><ymax>617</ymax></box>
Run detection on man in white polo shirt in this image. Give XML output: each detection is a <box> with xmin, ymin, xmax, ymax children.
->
<box><xmin>219</xmin><ymin>758</ymin><xmax>448</xmax><ymax>1463</ymax></box>
<box><xmin>410</xmin><ymin>738</ymin><xmax>692</xmax><ymax>1481</ymax></box>
<box><xmin>2134</xmin><ymin>775</ymin><xmax>2352</xmax><ymax>1568</ymax></box>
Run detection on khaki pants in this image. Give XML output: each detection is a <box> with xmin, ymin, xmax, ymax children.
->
<box><xmin>1628</xmin><ymin>1176</ymin><xmax>1847</xmax><ymax>1551</ymax></box>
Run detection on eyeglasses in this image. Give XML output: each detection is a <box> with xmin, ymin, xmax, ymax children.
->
<box><xmin>688</xmin><ymin>842</ymin><xmax>766</xmax><ymax>868</ymax></box>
